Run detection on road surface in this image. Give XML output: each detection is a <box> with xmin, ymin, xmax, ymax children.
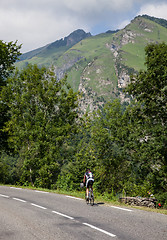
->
<box><xmin>0</xmin><ymin>186</ymin><xmax>166</xmax><ymax>239</ymax></box>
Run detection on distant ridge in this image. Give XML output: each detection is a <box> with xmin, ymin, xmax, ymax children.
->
<box><xmin>18</xmin><ymin>45</ymin><xmax>48</xmax><ymax>61</ymax></box>
<box><xmin>139</xmin><ymin>14</ymin><xmax>167</xmax><ymax>29</ymax></box>
<box><xmin>106</xmin><ymin>30</ymin><xmax>119</xmax><ymax>34</ymax></box>
<box><xmin>47</xmin><ymin>29</ymin><xmax>91</xmax><ymax>49</ymax></box>
<box><xmin>19</xmin><ymin>29</ymin><xmax>91</xmax><ymax>61</ymax></box>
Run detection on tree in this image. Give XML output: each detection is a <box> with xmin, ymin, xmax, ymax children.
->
<box><xmin>125</xmin><ymin>42</ymin><xmax>167</xmax><ymax>193</ymax></box>
<box><xmin>2</xmin><ymin>64</ymin><xmax>78</xmax><ymax>188</ymax></box>
<box><xmin>0</xmin><ymin>40</ymin><xmax>21</xmax><ymax>153</ymax></box>
<box><xmin>0</xmin><ymin>40</ymin><xmax>21</xmax><ymax>88</ymax></box>
<box><xmin>126</xmin><ymin>42</ymin><xmax>167</xmax><ymax>125</ymax></box>
<box><xmin>89</xmin><ymin>100</ymin><xmax>131</xmax><ymax>193</ymax></box>
<box><xmin>56</xmin><ymin>114</ymin><xmax>96</xmax><ymax>191</ymax></box>
<box><xmin>0</xmin><ymin>160</ymin><xmax>8</xmax><ymax>183</ymax></box>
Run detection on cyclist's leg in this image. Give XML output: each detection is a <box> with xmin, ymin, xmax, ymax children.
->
<box><xmin>86</xmin><ymin>187</ymin><xmax>89</xmax><ymax>199</ymax></box>
<box><xmin>90</xmin><ymin>180</ymin><xmax>94</xmax><ymax>195</ymax></box>
<box><xmin>88</xmin><ymin>181</ymin><xmax>93</xmax><ymax>197</ymax></box>
<box><xmin>86</xmin><ymin>180</ymin><xmax>89</xmax><ymax>199</ymax></box>
<box><xmin>89</xmin><ymin>182</ymin><xmax>94</xmax><ymax>205</ymax></box>
<box><xmin>85</xmin><ymin>191</ymin><xmax>89</xmax><ymax>204</ymax></box>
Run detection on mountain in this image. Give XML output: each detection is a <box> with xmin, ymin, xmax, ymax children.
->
<box><xmin>16</xmin><ymin>15</ymin><xmax>167</xmax><ymax>114</ymax></box>
<box><xmin>17</xmin><ymin>29</ymin><xmax>91</xmax><ymax>68</ymax></box>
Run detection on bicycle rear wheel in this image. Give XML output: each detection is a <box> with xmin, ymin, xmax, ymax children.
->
<box><xmin>90</xmin><ymin>196</ymin><xmax>94</xmax><ymax>206</ymax></box>
<box><xmin>85</xmin><ymin>193</ymin><xmax>89</xmax><ymax>204</ymax></box>
<box><xmin>90</xmin><ymin>190</ymin><xmax>94</xmax><ymax>206</ymax></box>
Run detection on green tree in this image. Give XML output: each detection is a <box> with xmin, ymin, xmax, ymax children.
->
<box><xmin>89</xmin><ymin>100</ymin><xmax>130</xmax><ymax>193</ymax></box>
<box><xmin>126</xmin><ymin>42</ymin><xmax>167</xmax><ymax>125</ymax></box>
<box><xmin>0</xmin><ymin>152</ymin><xmax>19</xmax><ymax>184</ymax></box>
<box><xmin>2</xmin><ymin>64</ymin><xmax>78</xmax><ymax>188</ymax></box>
<box><xmin>0</xmin><ymin>40</ymin><xmax>21</xmax><ymax>85</ymax></box>
<box><xmin>125</xmin><ymin>42</ymin><xmax>167</xmax><ymax>193</ymax></box>
<box><xmin>56</xmin><ymin>114</ymin><xmax>96</xmax><ymax>191</ymax></box>
<box><xmin>0</xmin><ymin>157</ymin><xmax>8</xmax><ymax>183</ymax></box>
<box><xmin>0</xmin><ymin>40</ymin><xmax>21</xmax><ymax>153</ymax></box>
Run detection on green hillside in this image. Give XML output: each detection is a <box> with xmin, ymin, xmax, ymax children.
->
<box><xmin>119</xmin><ymin>16</ymin><xmax>167</xmax><ymax>71</ymax></box>
<box><xmin>16</xmin><ymin>29</ymin><xmax>91</xmax><ymax>69</ymax></box>
<box><xmin>16</xmin><ymin>15</ymin><xmax>167</xmax><ymax>113</ymax></box>
<box><xmin>57</xmin><ymin>34</ymin><xmax>117</xmax><ymax>92</ymax></box>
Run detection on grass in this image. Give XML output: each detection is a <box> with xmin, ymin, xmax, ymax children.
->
<box><xmin>2</xmin><ymin>184</ymin><xmax>167</xmax><ymax>215</ymax></box>
<box><xmin>121</xmin><ymin>42</ymin><xmax>146</xmax><ymax>71</ymax></box>
<box><xmin>120</xmin><ymin>17</ymin><xmax>167</xmax><ymax>72</ymax></box>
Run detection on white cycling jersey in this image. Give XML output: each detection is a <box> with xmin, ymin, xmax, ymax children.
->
<box><xmin>85</xmin><ymin>171</ymin><xmax>94</xmax><ymax>187</ymax></box>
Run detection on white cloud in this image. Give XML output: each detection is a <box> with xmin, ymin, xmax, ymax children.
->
<box><xmin>0</xmin><ymin>1</ymin><xmax>86</xmax><ymax>52</ymax></box>
<box><xmin>64</xmin><ymin>0</ymin><xmax>134</xmax><ymax>12</ymax></box>
<box><xmin>138</xmin><ymin>2</ymin><xmax>167</xmax><ymax>19</ymax></box>
<box><xmin>118</xmin><ymin>20</ymin><xmax>131</xmax><ymax>30</ymax></box>
<box><xmin>0</xmin><ymin>0</ymin><xmax>167</xmax><ymax>53</ymax></box>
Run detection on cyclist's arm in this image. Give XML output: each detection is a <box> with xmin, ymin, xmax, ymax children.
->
<box><xmin>83</xmin><ymin>174</ymin><xmax>86</xmax><ymax>184</ymax></box>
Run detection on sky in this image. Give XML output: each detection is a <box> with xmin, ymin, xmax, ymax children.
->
<box><xmin>1</xmin><ymin>0</ymin><xmax>167</xmax><ymax>53</ymax></box>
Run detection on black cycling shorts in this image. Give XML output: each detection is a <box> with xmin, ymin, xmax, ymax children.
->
<box><xmin>86</xmin><ymin>180</ymin><xmax>94</xmax><ymax>188</ymax></box>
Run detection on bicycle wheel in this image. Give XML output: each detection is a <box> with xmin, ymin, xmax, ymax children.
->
<box><xmin>90</xmin><ymin>196</ymin><xmax>94</xmax><ymax>206</ymax></box>
<box><xmin>85</xmin><ymin>193</ymin><xmax>89</xmax><ymax>204</ymax></box>
<box><xmin>90</xmin><ymin>191</ymin><xmax>94</xmax><ymax>206</ymax></box>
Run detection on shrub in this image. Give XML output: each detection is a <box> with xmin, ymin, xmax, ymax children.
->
<box><xmin>155</xmin><ymin>192</ymin><xmax>167</xmax><ymax>209</ymax></box>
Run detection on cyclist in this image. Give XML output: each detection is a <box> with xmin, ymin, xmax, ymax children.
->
<box><xmin>83</xmin><ymin>168</ymin><xmax>94</xmax><ymax>200</ymax></box>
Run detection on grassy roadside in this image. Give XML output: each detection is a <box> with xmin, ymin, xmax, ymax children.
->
<box><xmin>1</xmin><ymin>184</ymin><xmax>167</xmax><ymax>215</ymax></box>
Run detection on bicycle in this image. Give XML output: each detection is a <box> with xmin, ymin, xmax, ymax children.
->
<box><xmin>85</xmin><ymin>187</ymin><xmax>94</xmax><ymax>206</ymax></box>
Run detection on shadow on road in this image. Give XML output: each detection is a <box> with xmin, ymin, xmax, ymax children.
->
<box><xmin>96</xmin><ymin>202</ymin><xmax>105</xmax><ymax>205</ymax></box>
<box><xmin>92</xmin><ymin>202</ymin><xmax>105</xmax><ymax>206</ymax></box>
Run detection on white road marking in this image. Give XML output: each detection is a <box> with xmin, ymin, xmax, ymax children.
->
<box><xmin>110</xmin><ymin>206</ymin><xmax>132</xmax><ymax>212</ymax></box>
<box><xmin>10</xmin><ymin>187</ymin><xmax>22</xmax><ymax>190</ymax></box>
<box><xmin>0</xmin><ymin>194</ymin><xmax>9</xmax><ymax>198</ymax></box>
<box><xmin>1</xmin><ymin>187</ymin><xmax>127</xmax><ymax>237</ymax></box>
<box><xmin>13</xmin><ymin>197</ymin><xmax>26</xmax><ymax>203</ymax></box>
<box><xmin>31</xmin><ymin>203</ymin><xmax>47</xmax><ymax>210</ymax></box>
<box><xmin>66</xmin><ymin>195</ymin><xmax>83</xmax><ymax>201</ymax></box>
<box><xmin>35</xmin><ymin>190</ymin><xmax>48</xmax><ymax>194</ymax></box>
<box><xmin>83</xmin><ymin>223</ymin><xmax>116</xmax><ymax>237</ymax></box>
<box><xmin>52</xmin><ymin>211</ymin><xmax>74</xmax><ymax>220</ymax></box>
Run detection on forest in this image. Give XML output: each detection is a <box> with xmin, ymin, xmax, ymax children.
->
<box><xmin>0</xmin><ymin>40</ymin><xmax>167</xmax><ymax>208</ymax></box>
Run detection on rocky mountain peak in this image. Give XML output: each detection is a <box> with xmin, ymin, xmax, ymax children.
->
<box><xmin>48</xmin><ymin>29</ymin><xmax>91</xmax><ymax>49</ymax></box>
<box><xmin>65</xmin><ymin>29</ymin><xmax>91</xmax><ymax>46</ymax></box>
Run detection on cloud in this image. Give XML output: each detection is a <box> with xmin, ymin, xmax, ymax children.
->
<box><xmin>118</xmin><ymin>20</ymin><xmax>131</xmax><ymax>30</ymax></box>
<box><xmin>64</xmin><ymin>0</ymin><xmax>134</xmax><ymax>12</ymax></box>
<box><xmin>112</xmin><ymin>1</ymin><xmax>167</xmax><ymax>35</ymax></box>
<box><xmin>0</xmin><ymin>0</ymin><xmax>167</xmax><ymax>53</ymax></box>
<box><xmin>138</xmin><ymin>2</ymin><xmax>167</xmax><ymax>19</ymax></box>
<box><xmin>0</xmin><ymin>0</ymin><xmax>84</xmax><ymax>52</ymax></box>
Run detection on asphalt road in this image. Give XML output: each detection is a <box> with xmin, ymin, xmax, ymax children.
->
<box><xmin>0</xmin><ymin>186</ymin><xmax>166</xmax><ymax>240</ymax></box>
